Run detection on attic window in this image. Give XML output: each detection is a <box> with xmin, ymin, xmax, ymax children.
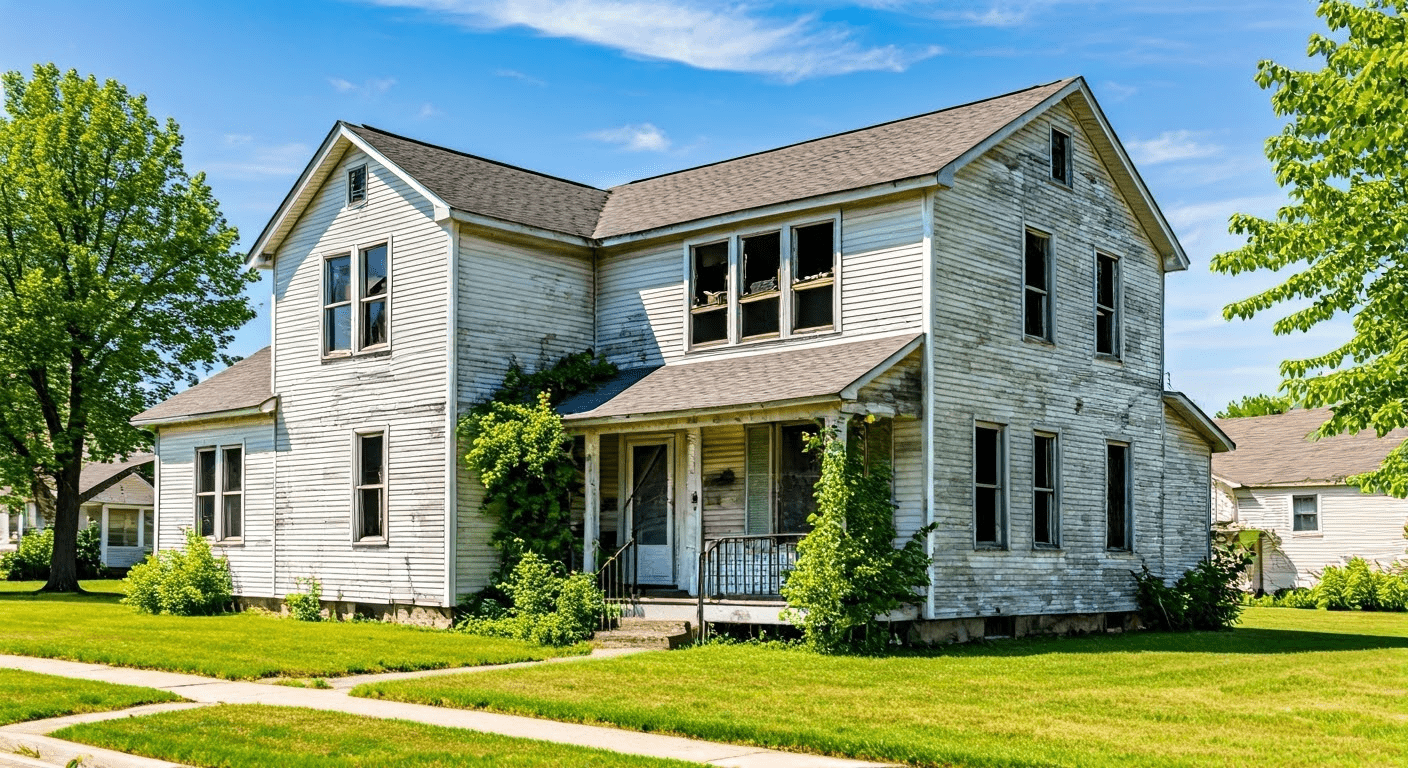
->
<box><xmin>1050</xmin><ymin>129</ymin><xmax>1071</xmax><ymax>185</ymax></box>
<box><xmin>347</xmin><ymin>165</ymin><xmax>367</xmax><ymax>206</ymax></box>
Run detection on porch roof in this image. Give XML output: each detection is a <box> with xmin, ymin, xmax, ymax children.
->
<box><xmin>559</xmin><ymin>333</ymin><xmax>922</xmax><ymax>424</ymax></box>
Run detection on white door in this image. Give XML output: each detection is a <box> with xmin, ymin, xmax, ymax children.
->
<box><xmin>628</xmin><ymin>440</ymin><xmax>673</xmax><ymax>586</ymax></box>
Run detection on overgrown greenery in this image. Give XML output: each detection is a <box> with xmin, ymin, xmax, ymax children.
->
<box><xmin>458</xmin><ymin>351</ymin><xmax>616</xmax><ymax>575</ymax></box>
<box><xmin>0</xmin><ymin>668</ymin><xmax>179</xmax><ymax>726</ymax></box>
<box><xmin>285</xmin><ymin>576</ymin><xmax>323</xmax><ymax>622</ymax></box>
<box><xmin>457</xmin><ymin>550</ymin><xmax>606</xmax><ymax>647</ymax></box>
<box><xmin>780</xmin><ymin>424</ymin><xmax>934</xmax><ymax>653</ymax></box>
<box><xmin>123</xmin><ymin>529</ymin><xmax>233</xmax><ymax>616</ymax></box>
<box><xmin>1210</xmin><ymin>1</ymin><xmax>1408</xmax><ymax>497</ymax></box>
<box><xmin>1247</xmin><ymin>557</ymin><xmax>1408</xmax><ymax>611</ymax></box>
<box><xmin>0</xmin><ymin>523</ymin><xmax>105</xmax><ymax>581</ymax></box>
<box><xmin>1217</xmin><ymin>392</ymin><xmax>1297</xmax><ymax>419</ymax></box>
<box><xmin>1133</xmin><ymin>544</ymin><xmax>1252</xmax><ymax>631</ymax></box>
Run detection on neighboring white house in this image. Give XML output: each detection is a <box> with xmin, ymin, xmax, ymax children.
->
<box><xmin>1</xmin><ymin>454</ymin><xmax>156</xmax><ymax>569</ymax></box>
<box><xmin>132</xmin><ymin>76</ymin><xmax>1231</xmax><ymax>633</ymax></box>
<box><xmin>1214</xmin><ymin>408</ymin><xmax>1408</xmax><ymax>592</ymax></box>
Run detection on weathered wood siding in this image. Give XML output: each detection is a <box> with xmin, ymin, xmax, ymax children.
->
<box><xmin>1164</xmin><ymin>405</ymin><xmax>1212</xmax><ymax>575</ymax></box>
<box><xmin>271</xmin><ymin>148</ymin><xmax>449</xmax><ymax>606</ymax></box>
<box><xmin>701</xmin><ymin>424</ymin><xmax>746</xmax><ymax>536</ymax></box>
<box><xmin>1235</xmin><ymin>484</ymin><xmax>1408</xmax><ymax>590</ymax></box>
<box><xmin>928</xmin><ymin>99</ymin><xmax>1182</xmax><ymax>618</ymax></box>
<box><xmin>153</xmin><ymin>415</ymin><xmax>276</xmax><ymax>597</ymax></box>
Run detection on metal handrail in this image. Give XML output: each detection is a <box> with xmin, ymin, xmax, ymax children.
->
<box><xmin>596</xmin><ymin>536</ymin><xmax>636</xmax><ymax>629</ymax></box>
<box><xmin>696</xmin><ymin>532</ymin><xmax>804</xmax><ymax>640</ymax></box>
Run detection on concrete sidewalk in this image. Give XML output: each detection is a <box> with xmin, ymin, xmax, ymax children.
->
<box><xmin>0</xmin><ymin>655</ymin><xmax>892</xmax><ymax>768</ymax></box>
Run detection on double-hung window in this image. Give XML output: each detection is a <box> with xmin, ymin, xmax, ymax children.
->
<box><xmin>1024</xmin><ymin>229</ymin><xmax>1052</xmax><ymax>341</ymax></box>
<box><xmin>689</xmin><ymin>241</ymin><xmax>729</xmax><ymax>346</ymax></box>
<box><xmin>323</xmin><ymin>242</ymin><xmax>390</xmax><ymax>356</ymax></box>
<box><xmin>107</xmin><ymin>508</ymin><xmax>139</xmax><ymax>548</ymax></box>
<box><xmin>1096</xmin><ymin>252</ymin><xmax>1119</xmax><ymax>357</ymax></box>
<box><xmin>355</xmin><ymin>430</ymin><xmax>387</xmax><ymax>542</ymax></box>
<box><xmin>1033</xmin><ymin>432</ymin><xmax>1058</xmax><ymax>547</ymax></box>
<box><xmin>791</xmin><ymin>221</ymin><xmax>836</xmax><ymax>332</ymax></box>
<box><xmin>1292</xmin><ymin>494</ymin><xmax>1319</xmax><ymax>532</ymax></box>
<box><xmin>195</xmin><ymin>445</ymin><xmax>243</xmax><ymax>541</ymax></box>
<box><xmin>975</xmin><ymin>424</ymin><xmax>1005</xmax><ymax>548</ymax></box>
<box><xmin>1050</xmin><ymin>128</ymin><xmax>1072</xmax><ymax>185</ymax></box>
<box><xmin>1106</xmin><ymin>442</ymin><xmax>1131</xmax><ymax>550</ymax></box>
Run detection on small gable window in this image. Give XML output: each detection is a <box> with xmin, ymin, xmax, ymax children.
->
<box><xmin>347</xmin><ymin>165</ymin><xmax>368</xmax><ymax>206</ymax></box>
<box><xmin>1050</xmin><ymin>128</ymin><xmax>1071</xmax><ymax>185</ymax></box>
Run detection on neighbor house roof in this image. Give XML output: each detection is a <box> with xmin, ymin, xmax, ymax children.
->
<box><xmin>131</xmin><ymin>347</ymin><xmax>274</xmax><ymax>427</ymax></box>
<box><xmin>1213</xmin><ymin>408</ymin><xmax>1408</xmax><ymax>487</ymax></box>
<box><xmin>79</xmin><ymin>453</ymin><xmax>153</xmax><ymax>503</ymax></box>
<box><xmin>559</xmin><ymin>333</ymin><xmax>923</xmax><ymax>424</ymax></box>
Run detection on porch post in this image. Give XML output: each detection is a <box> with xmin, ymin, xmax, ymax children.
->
<box><xmin>827</xmin><ymin>413</ymin><xmax>852</xmax><ymax>449</ymax></box>
<box><xmin>684</xmin><ymin>427</ymin><xmax>702</xmax><ymax>596</ymax></box>
<box><xmin>584</xmin><ymin>431</ymin><xmax>600</xmax><ymax>572</ymax></box>
<box><xmin>0</xmin><ymin>503</ymin><xmax>9</xmax><ymax>544</ymax></box>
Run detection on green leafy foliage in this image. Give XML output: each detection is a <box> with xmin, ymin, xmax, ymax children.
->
<box><xmin>0</xmin><ymin>523</ymin><xmax>105</xmax><ymax>581</ymax></box>
<box><xmin>1217</xmin><ymin>393</ymin><xmax>1297</xmax><ymax>419</ymax></box>
<box><xmin>487</xmin><ymin>352</ymin><xmax>618</xmax><ymax>408</ymax></box>
<box><xmin>780</xmin><ymin>424</ymin><xmax>934</xmax><ymax>653</ymax></box>
<box><xmin>122</xmin><ymin>529</ymin><xmax>233</xmax><ymax>616</ymax></box>
<box><xmin>456</xmin><ymin>550</ymin><xmax>606</xmax><ymax>646</ymax></box>
<box><xmin>0</xmin><ymin>64</ymin><xmax>256</xmax><ymax>591</ymax></box>
<box><xmin>285</xmin><ymin>577</ymin><xmax>323</xmax><ymax>622</ymax></box>
<box><xmin>1254</xmin><ymin>557</ymin><xmax>1408</xmax><ymax>611</ymax></box>
<box><xmin>1209</xmin><ymin>2</ymin><xmax>1408</xmax><ymax>497</ymax></box>
<box><xmin>1134</xmin><ymin>544</ymin><xmax>1253</xmax><ymax>631</ymax></box>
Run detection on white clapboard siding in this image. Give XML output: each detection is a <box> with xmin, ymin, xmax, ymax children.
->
<box><xmin>595</xmin><ymin>242</ymin><xmax>683</xmax><ymax>369</ymax></box>
<box><xmin>154</xmin><ymin>415</ymin><xmax>276</xmax><ymax>598</ymax></box>
<box><xmin>1236</xmin><ymin>484</ymin><xmax>1408</xmax><ymax>590</ymax></box>
<box><xmin>928</xmin><ymin>99</ymin><xmax>1176</xmax><ymax>619</ymax></box>
<box><xmin>272</xmin><ymin>148</ymin><xmax>450</xmax><ymax>606</ymax></box>
<box><xmin>892</xmin><ymin>417</ymin><xmax>925</xmax><ymax>542</ymax></box>
<box><xmin>1164</xmin><ymin>407</ymin><xmax>1212</xmax><ymax>576</ymax></box>
<box><xmin>701</xmin><ymin>424</ymin><xmax>746</xmax><ymax>537</ymax></box>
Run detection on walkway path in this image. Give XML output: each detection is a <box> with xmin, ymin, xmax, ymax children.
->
<box><xmin>0</xmin><ymin>655</ymin><xmax>891</xmax><ymax>768</ymax></box>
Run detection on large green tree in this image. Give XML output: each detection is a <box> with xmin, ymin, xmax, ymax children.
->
<box><xmin>0</xmin><ymin>64</ymin><xmax>255</xmax><ymax>591</ymax></box>
<box><xmin>1212</xmin><ymin>0</ymin><xmax>1408</xmax><ymax>494</ymax></box>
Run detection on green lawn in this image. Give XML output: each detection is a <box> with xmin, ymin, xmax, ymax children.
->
<box><xmin>0</xmin><ymin>579</ymin><xmax>127</xmax><ymax>594</ymax></box>
<box><xmin>0</xmin><ymin>668</ymin><xmax>180</xmax><ymax>726</ymax></box>
<box><xmin>53</xmin><ymin>704</ymin><xmax>698</xmax><ymax>767</ymax></box>
<box><xmin>354</xmin><ymin>607</ymin><xmax>1408</xmax><ymax>768</ymax></box>
<box><xmin>0</xmin><ymin>591</ymin><xmax>585</xmax><ymax>680</ymax></box>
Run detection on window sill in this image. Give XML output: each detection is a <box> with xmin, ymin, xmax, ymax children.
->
<box><xmin>973</xmin><ymin>544</ymin><xmax>1007</xmax><ymax>552</ymax></box>
<box><xmin>1022</xmin><ymin>335</ymin><xmax>1055</xmax><ymax>347</ymax></box>
<box><xmin>322</xmin><ymin>348</ymin><xmax>392</xmax><ymax>364</ymax></box>
<box><xmin>210</xmin><ymin>537</ymin><xmax>244</xmax><ymax>548</ymax></box>
<box><xmin>688</xmin><ymin>329</ymin><xmax>842</xmax><ymax>356</ymax></box>
<box><xmin>1044</xmin><ymin>176</ymin><xmax>1074</xmax><ymax>192</ymax></box>
<box><xmin>1094</xmin><ymin>353</ymin><xmax>1123</xmax><ymax>365</ymax></box>
<box><xmin>1031</xmin><ymin>543</ymin><xmax>1062</xmax><ymax>552</ymax></box>
<box><xmin>1105</xmin><ymin>548</ymin><xmax>1136</xmax><ymax>556</ymax></box>
<box><xmin>352</xmin><ymin>538</ymin><xmax>389</xmax><ymax>548</ymax></box>
<box><xmin>1291</xmin><ymin>532</ymin><xmax>1323</xmax><ymax>538</ymax></box>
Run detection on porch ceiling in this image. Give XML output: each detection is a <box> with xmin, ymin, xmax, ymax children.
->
<box><xmin>560</xmin><ymin>333</ymin><xmax>922</xmax><ymax>425</ymax></box>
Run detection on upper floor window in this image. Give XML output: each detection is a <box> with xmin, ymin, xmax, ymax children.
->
<box><xmin>975</xmin><ymin>423</ymin><xmax>1005</xmax><ymax>548</ymax></box>
<box><xmin>355</xmin><ymin>430</ymin><xmax>387</xmax><ymax>542</ymax></box>
<box><xmin>1023</xmin><ymin>229</ymin><xmax>1052</xmax><ymax>341</ymax></box>
<box><xmin>1033</xmin><ymin>431</ymin><xmax>1058</xmax><ymax>547</ymax></box>
<box><xmin>1050</xmin><ymin>129</ymin><xmax>1071</xmax><ymax>185</ymax></box>
<box><xmin>323</xmin><ymin>242</ymin><xmax>390</xmax><ymax>356</ymax></box>
<box><xmin>347</xmin><ymin>165</ymin><xmax>367</xmax><ymax>206</ymax></box>
<box><xmin>196</xmin><ymin>445</ymin><xmax>242</xmax><ymax>541</ymax></box>
<box><xmin>1106</xmin><ymin>442</ymin><xmax>1131</xmax><ymax>550</ymax></box>
<box><xmin>1095</xmin><ymin>252</ymin><xmax>1120</xmax><ymax>357</ymax></box>
<box><xmin>687</xmin><ymin>217</ymin><xmax>838</xmax><ymax>349</ymax></box>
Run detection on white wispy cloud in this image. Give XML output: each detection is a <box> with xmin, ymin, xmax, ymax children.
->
<box><xmin>1127</xmin><ymin>130</ymin><xmax>1222</xmax><ymax>166</ymax></box>
<box><xmin>208</xmin><ymin>141</ymin><xmax>311</xmax><ymax>179</ymax></box>
<box><xmin>367</xmin><ymin>0</ymin><xmax>939</xmax><ymax>81</ymax></box>
<box><xmin>495</xmin><ymin>68</ymin><xmax>547</xmax><ymax>86</ymax></box>
<box><xmin>588</xmin><ymin>123</ymin><xmax>671</xmax><ymax>152</ymax></box>
<box><xmin>417</xmin><ymin>102</ymin><xmax>443</xmax><ymax>119</ymax></box>
<box><xmin>328</xmin><ymin>76</ymin><xmax>397</xmax><ymax>95</ymax></box>
<box><xmin>1100</xmin><ymin>80</ymin><xmax>1138</xmax><ymax>101</ymax></box>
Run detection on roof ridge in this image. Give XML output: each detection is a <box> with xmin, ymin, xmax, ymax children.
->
<box><xmin>352</xmin><ymin>123</ymin><xmax>607</xmax><ymax>193</ymax></box>
<box><xmin>612</xmin><ymin>78</ymin><xmax>1076</xmax><ymax>189</ymax></box>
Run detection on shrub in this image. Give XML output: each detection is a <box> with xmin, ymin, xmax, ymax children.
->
<box><xmin>1314</xmin><ymin>558</ymin><xmax>1408</xmax><ymax>611</ymax></box>
<box><xmin>1</xmin><ymin>523</ymin><xmax>106</xmax><ymax>581</ymax></box>
<box><xmin>285</xmin><ymin>576</ymin><xmax>323</xmax><ymax>622</ymax></box>
<box><xmin>1134</xmin><ymin>544</ymin><xmax>1252</xmax><ymax>631</ymax></box>
<box><xmin>456</xmin><ymin>550</ymin><xmax>606</xmax><ymax>646</ymax></box>
<box><xmin>123</xmin><ymin>529</ymin><xmax>233</xmax><ymax>615</ymax></box>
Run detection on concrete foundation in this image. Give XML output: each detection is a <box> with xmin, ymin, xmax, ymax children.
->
<box><xmin>235</xmin><ymin>596</ymin><xmax>453</xmax><ymax>628</ymax></box>
<box><xmin>907</xmin><ymin>610</ymin><xmax>1143</xmax><ymax>645</ymax></box>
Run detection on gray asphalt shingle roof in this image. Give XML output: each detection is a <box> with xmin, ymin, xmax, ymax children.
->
<box><xmin>131</xmin><ymin>347</ymin><xmax>273</xmax><ymax>425</ymax></box>
<box><xmin>1213</xmin><ymin>408</ymin><xmax>1408</xmax><ymax>487</ymax></box>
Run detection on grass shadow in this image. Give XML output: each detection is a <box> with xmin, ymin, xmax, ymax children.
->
<box><xmin>889</xmin><ymin>626</ymin><xmax>1408</xmax><ymax>659</ymax></box>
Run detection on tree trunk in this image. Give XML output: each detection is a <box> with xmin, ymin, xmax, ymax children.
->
<box><xmin>40</xmin><ymin>461</ymin><xmax>84</xmax><ymax>593</ymax></box>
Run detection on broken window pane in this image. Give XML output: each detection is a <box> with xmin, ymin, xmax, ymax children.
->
<box><xmin>1096</xmin><ymin>253</ymin><xmax>1118</xmax><ymax>356</ymax></box>
<box><xmin>198</xmin><ymin>496</ymin><xmax>215</xmax><ymax>538</ymax></box>
<box><xmin>692</xmin><ymin>241</ymin><xmax>728</xmax><ymax>307</ymax></box>
<box><xmin>741</xmin><ymin>297</ymin><xmax>779</xmax><ymax>337</ymax></box>
<box><xmin>359</xmin><ymin>489</ymin><xmax>382</xmax><ymax>539</ymax></box>
<box><xmin>777</xmin><ymin>424</ymin><xmax>820</xmax><ymax>534</ymax></box>
<box><xmin>794</xmin><ymin>222</ymin><xmax>834</xmax><ymax>281</ymax></box>
<box><xmin>362</xmin><ymin>245</ymin><xmax>387</xmax><ymax>297</ymax></box>
<box><xmin>975</xmin><ymin>425</ymin><xmax>1003</xmax><ymax>546</ymax></box>
<box><xmin>1050</xmin><ymin>129</ymin><xmax>1071</xmax><ymax>185</ymax></box>
<box><xmin>794</xmin><ymin>285</ymin><xmax>833</xmax><ymax>331</ymax></box>
<box><xmin>692</xmin><ymin>309</ymin><xmax>727</xmax><ymax>345</ymax></box>
<box><xmin>1024</xmin><ymin>230</ymin><xmax>1050</xmax><ymax>340</ymax></box>
<box><xmin>1106</xmin><ymin>443</ymin><xmax>1129</xmax><ymax>549</ymax></box>
<box><xmin>741</xmin><ymin>232</ymin><xmax>780</xmax><ymax>296</ymax></box>
<box><xmin>347</xmin><ymin>165</ymin><xmax>367</xmax><ymax>205</ymax></box>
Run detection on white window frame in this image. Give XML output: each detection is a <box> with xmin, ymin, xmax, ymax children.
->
<box><xmin>320</xmin><ymin>237</ymin><xmax>393</xmax><ymax>359</ymax></box>
<box><xmin>352</xmin><ymin>426</ymin><xmax>389</xmax><ymax>545</ymax></box>
<box><xmin>1094</xmin><ymin>249</ymin><xmax>1121</xmax><ymax>359</ymax></box>
<box><xmin>1032</xmin><ymin>430</ymin><xmax>1060</xmax><ymax>549</ymax></box>
<box><xmin>193</xmin><ymin>443</ymin><xmax>244</xmax><ymax>543</ymax></box>
<box><xmin>346</xmin><ymin>163</ymin><xmax>368</xmax><ymax>207</ymax></box>
<box><xmin>1050</xmin><ymin>127</ymin><xmax>1072</xmax><ymax>186</ymax></box>
<box><xmin>1022</xmin><ymin>226</ymin><xmax>1054</xmax><ymax>343</ymax></box>
<box><xmin>1291</xmin><ymin>493</ymin><xmax>1321</xmax><ymax>534</ymax></box>
<box><xmin>973</xmin><ymin>420</ymin><xmax>1008</xmax><ymax>550</ymax></box>
<box><xmin>1105</xmin><ymin>440</ymin><xmax>1133</xmax><ymax>552</ymax></box>
<box><xmin>683</xmin><ymin>212</ymin><xmax>841</xmax><ymax>352</ymax></box>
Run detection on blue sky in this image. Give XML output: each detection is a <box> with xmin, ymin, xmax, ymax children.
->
<box><xmin>0</xmin><ymin>0</ymin><xmax>1334</xmax><ymax>413</ymax></box>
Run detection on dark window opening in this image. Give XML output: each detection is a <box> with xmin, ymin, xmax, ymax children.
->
<box><xmin>691</xmin><ymin>241</ymin><xmax>729</xmax><ymax>345</ymax></box>
<box><xmin>361</xmin><ymin>244</ymin><xmax>388</xmax><ymax>349</ymax></box>
<box><xmin>741</xmin><ymin>232</ymin><xmax>780</xmax><ymax>296</ymax></box>
<box><xmin>1096</xmin><ymin>253</ymin><xmax>1118</xmax><ymax>356</ymax></box>
<box><xmin>975</xmin><ymin>425</ymin><xmax>1003</xmax><ymax>546</ymax></box>
<box><xmin>196</xmin><ymin>448</ymin><xmax>216</xmax><ymax>538</ymax></box>
<box><xmin>742</xmin><ymin>297</ymin><xmax>779</xmax><ymax>337</ymax></box>
<box><xmin>347</xmin><ymin>165</ymin><xmax>367</xmax><ymax>205</ymax></box>
<box><xmin>1024</xmin><ymin>230</ymin><xmax>1051</xmax><ymax>340</ymax></box>
<box><xmin>357</xmin><ymin>432</ymin><xmax>386</xmax><ymax>541</ymax></box>
<box><xmin>794</xmin><ymin>222</ymin><xmax>834</xmax><ymax>281</ymax></box>
<box><xmin>793</xmin><ymin>222</ymin><xmax>835</xmax><ymax>333</ymax></box>
<box><xmin>777</xmin><ymin>424</ymin><xmax>821</xmax><ymax>534</ymax></box>
<box><xmin>324</xmin><ymin>256</ymin><xmax>352</xmax><ymax>352</ymax></box>
<box><xmin>1293</xmin><ymin>495</ymin><xmax>1318</xmax><ymax>532</ymax></box>
<box><xmin>1106</xmin><ymin>443</ymin><xmax>1130</xmax><ymax>549</ymax></box>
<box><xmin>221</xmin><ymin>446</ymin><xmax>242</xmax><ymax>539</ymax></box>
<box><xmin>1050</xmin><ymin>129</ymin><xmax>1071</xmax><ymax>185</ymax></box>
<box><xmin>1034</xmin><ymin>433</ymin><xmax>1056</xmax><ymax>546</ymax></box>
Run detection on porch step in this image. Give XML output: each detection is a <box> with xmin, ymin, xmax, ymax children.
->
<box><xmin>591</xmin><ymin>618</ymin><xmax>694</xmax><ymax>650</ymax></box>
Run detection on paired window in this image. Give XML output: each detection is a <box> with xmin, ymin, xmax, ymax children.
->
<box><xmin>324</xmin><ymin>243</ymin><xmax>389</xmax><ymax>355</ymax></box>
<box><xmin>1050</xmin><ymin>128</ymin><xmax>1071</xmax><ymax>185</ymax></box>
<box><xmin>1106</xmin><ymin>442</ymin><xmax>1131</xmax><ymax>550</ymax></box>
<box><xmin>347</xmin><ymin>165</ymin><xmax>367</xmax><ymax>206</ymax></box>
<box><xmin>1023</xmin><ymin>230</ymin><xmax>1052</xmax><ymax>341</ymax></box>
<box><xmin>106</xmin><ymin>508</ymin><xmax>140</xmax><ymax>548</ymax></box>
<box><xmin>974</xmin><ymin>424</ymin><xmax>1005</xmax><ymax>547</ymax></box>
<box><xmin>1096</xmin><ymin>252</ymin><xmax>1119</xmax><ymax>357</ymax></box>
<box><xmin>1033</xmin><ymin>432</ymin><xmax>1059</xmax><ymax>547</ymax></box>
<box><xmin>743</xmin><ymin>418</ymin><xmax>890</xmax><ymax>536</ymax></box>
<box><xmin>355</xmin><ymin>431</ymin><xmax>387</xmax><ymax>542</ymax></box>
<box><xmin>689</xmin><ymin>219</ymin><xmax>837</xmax><ymax>348</ymax></box>
<box><xmin>195</xmin><ymin>446</ymin><xmax>243</xmax><ymax>540</ymax></box>
<box><xmin>1292</xmin><ymin>494</ymin><xmax>1319</xmax><ymax>532</ymax></box>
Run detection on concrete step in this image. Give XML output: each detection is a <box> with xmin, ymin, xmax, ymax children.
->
<box><xmin>591</xmin><ymin>618</ymin><xmax>694</xmax><ymax>650</ymax></box>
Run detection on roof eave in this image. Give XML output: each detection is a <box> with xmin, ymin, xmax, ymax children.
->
<box><xmin>562</xmin><ymin>395</ymin><xmax>842</xmax><ymax>429</ymax></box>
<box><xmin>1164</xmin><ymin>391</ymin><xmax>1235</xmax><ymax>453</ymax></box>
<box><xmin>131</xmin><ymin>396</ymin><xmax>278</xmax><ymax>429</ymax></box>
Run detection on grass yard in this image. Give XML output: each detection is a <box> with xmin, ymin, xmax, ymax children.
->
<box><xmin>53</xmin><ymin>704</ymin><xmax>698</xmax><ymax>767</ymax></box>
<box><xmin>354</xmin><ymin>607</ymin><xmax>1408</xmax><ymax>768</ymax></box>
<box><xmin>0</xmin><ymin>579</ymin><xmax>127</xmax><ymax>594</ymax></box>
<box><xmin>0</xmin><ymin>591</ymin><xmax>584</xmax><ymax>680</ymax></box>
<box><xmin>0</xmin><ymin>668</ymin><xmax>180</xmax><ymax>726</ymax></box>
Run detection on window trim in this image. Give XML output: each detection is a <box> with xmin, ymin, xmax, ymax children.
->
<box><xmin>1050</xmin><ymin>127</ymin><xmax>1072</xmax><ymax>186</ymax></box>
<box><xmin>973</xmin><ymin>420</ymin><xmax>1008</xmax><ymax>550</ymax></box>
<box><xmin>684</xmin><ymin>236</ymin><xmax>733</xmax><ymax>349</ymax></box>
<box><xmin>1105</xmin><ymin>440</ymin><xmax>1133</xmax><ymax>552</ymax></box>
<box><xmin>1022</xmin><ymin>226</ymin><xmax>1054</xmax><ymax>343</ymax></box>
<box><xmin>346</xmin><ymin>163</ymin><xmax>368</xmax><ymax>207</ymax></box>
<box><xmin>320</xmin><ymin>236</ymin><xmax>393</xmax><ymax>360</ymax></box>
<box><xmin>1094</xmin><ymin>248</ymin><xmax>1122</xmax><ymax>359</ymax></box>
<box><xmin>1032</xmin><ymin>429</ymin><xmax>1061</xmax><ymax>549</ymax></box>
<box><xmin>1291</xmin><ymin>493</ymin><xmax>1321</xmax><ymax>534</ymax></box>
<box><xmin>193</xmin><ymin>443</ymin><xmax>244</xmax><ymax>544</ymax></box>
<box><xmin>351</xmin><ymin>426</ymin><xmax>390</xmax><ymax>545</ymax></box>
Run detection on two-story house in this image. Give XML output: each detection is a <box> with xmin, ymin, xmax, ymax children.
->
<box><xmin>133</xmin><ymin>77</ymin><xmax>1233</xmax><ymax>634</ymax></box>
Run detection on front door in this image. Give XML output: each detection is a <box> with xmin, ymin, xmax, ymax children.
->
<box><xmin>628</xmin><ymin>440</ymin><xmax>673</xmax><ymax>586</ymax></box>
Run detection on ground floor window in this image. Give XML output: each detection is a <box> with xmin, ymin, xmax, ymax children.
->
<box><xmin>974</xmin><ymin>423</ymin><xmax>1005</xmax><ymax>547</ymax></box>
<box><xmin>1106</xmin><ymin>442</ymin><xmax>1131</xmax><ymax>550</ymax></box>
<box><xmin>355</xmin><ymin>430</ymin><xmax>387</xmax><ymax>541</ymax></box>
<box><xmin>744</xmin><ymin>417</ymin><xmax>893</xmax><ymax>536</ymax></box>
<box><xmin>1292</xmin><ymin>494</ymin><xmax>1319</xmax><ymax>532</ymax></box>
<box><xmin>196</xmin><ymin>445</ymin><xmax>243</xmax><ymax>540</ymax></box>
<box><xmin>107</xmin><ymin>508</ymin><xmax>139</xmax><ymax>548</ymax></box>
<box><xmin>1033</xmin><ymin>432</ymin><xmax>1058</xmax><ymax>547</ymax></box>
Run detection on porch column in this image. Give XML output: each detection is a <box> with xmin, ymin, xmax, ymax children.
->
<box><xmin>683</xmin><ymin>428</ymin><xmax>702</xmax><ymax>596</ymax></box>
<box><xmin>0</xmin><ymin>504</ymin><xmax>9</xmax><ymax>543</ymax></box>
<box><xmin>583</xmin><ymin>431</ymin><xmax>601</xmax><ymax>572</ymax></box>
<box><xmin>826</xmin><ymin>413</ymin><xmax>852</xmax><ymax>449</ymax></box>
